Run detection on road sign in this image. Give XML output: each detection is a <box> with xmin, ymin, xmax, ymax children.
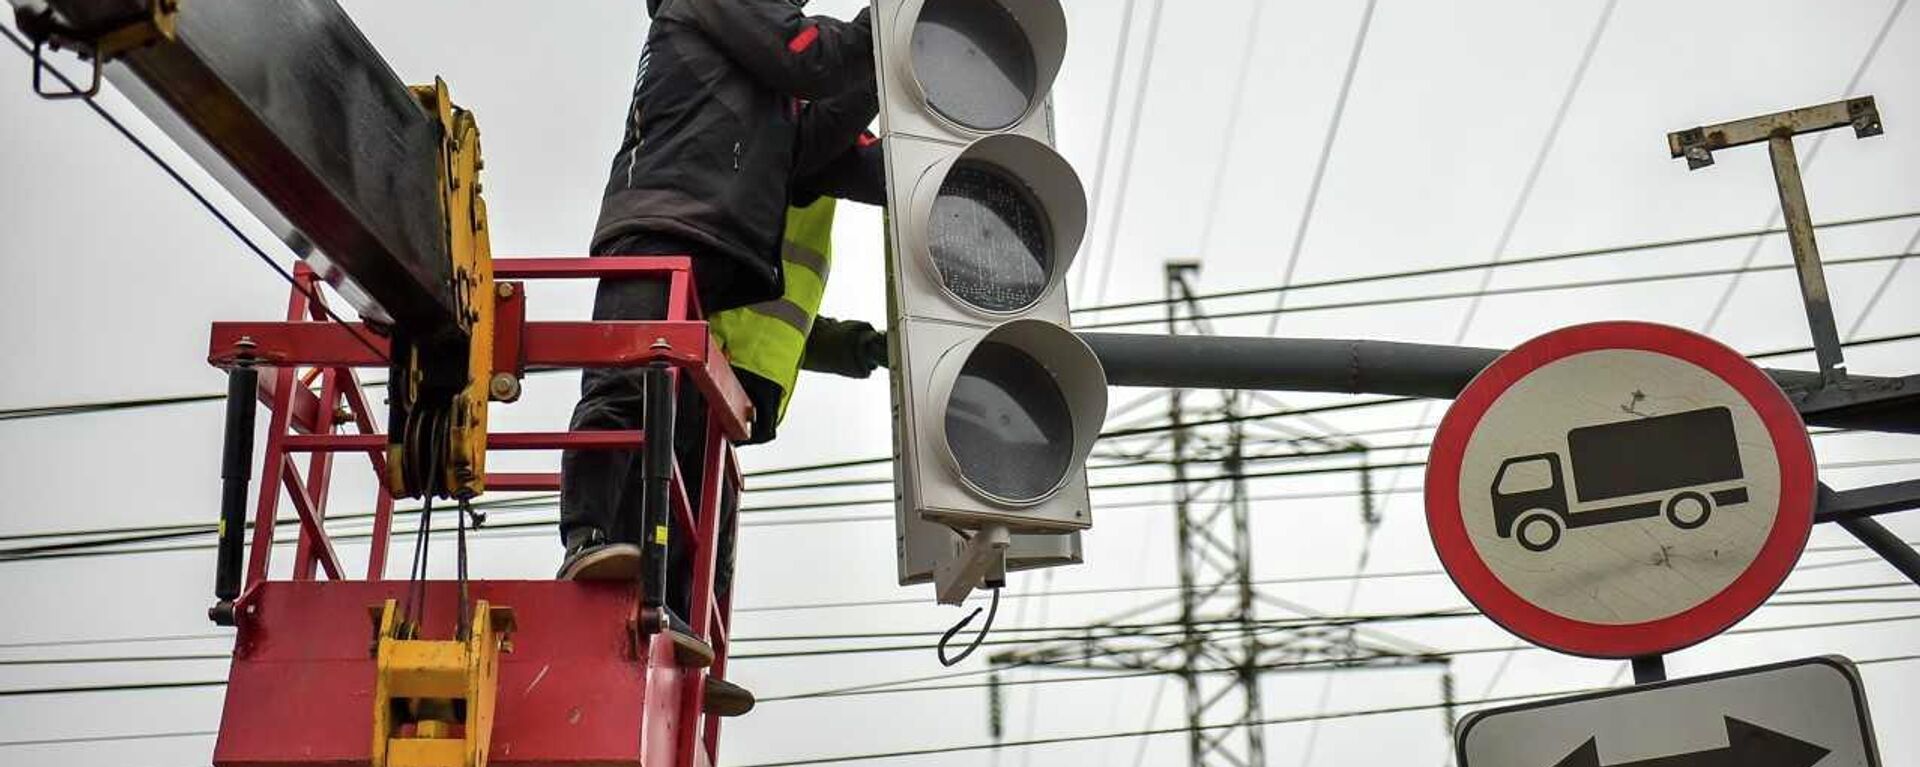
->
<box><xmin>1426</xmin><ymin>321</ymin><xmax>1816</xmax><ymax>657</ymax></box>
<box><xmin>1457</xmin><ymin>656</ymin><xmax>1881</xmax><ymax>767</ymax></box>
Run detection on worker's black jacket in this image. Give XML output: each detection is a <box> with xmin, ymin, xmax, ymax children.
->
<box><xmin>593</xmin><ymin>0</ymin><xmax>876</xmax><ymax>313</ymax></box>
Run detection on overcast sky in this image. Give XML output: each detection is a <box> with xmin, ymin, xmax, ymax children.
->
<box><xmin>1</xmin><ymin>1</ymin><xmax>1917</xmax><ymax>765</ymax></box>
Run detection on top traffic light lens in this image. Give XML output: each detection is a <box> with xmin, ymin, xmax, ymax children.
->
<box><xmin>945</xmin><ymin>341</ymin><xmax>1075</xmax><ymax>502</ymax></box>
<box><xmin>912</xmin><ymin>0</ymin><xmax>1040</xmax><ymax>131</ymax></box>
<box><xmin>929</xmin><ymin>161</ymin><xmax>1052</xmax><ymax>312</ymax></box>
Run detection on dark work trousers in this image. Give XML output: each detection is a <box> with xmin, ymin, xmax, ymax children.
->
<box><xmin>561</xmin><ymin>232</ymin><xmax>740</xmax><ymax>617</ymax></box>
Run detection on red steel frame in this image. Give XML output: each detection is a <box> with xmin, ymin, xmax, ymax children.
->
<box><xmin>208</xmin><ymin>257</ymin><xmax>749</xmax><ymax>767</ymax></box>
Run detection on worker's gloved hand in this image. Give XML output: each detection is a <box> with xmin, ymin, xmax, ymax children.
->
<box><xmin>803</xmin><ymin>316</ymin><xmax>887</xmax><ymax>378</ymax></box>
<box><xmin>860</xmin><ymin>326</ymin><xmax>888</xmax><ymax>371</ymax></box>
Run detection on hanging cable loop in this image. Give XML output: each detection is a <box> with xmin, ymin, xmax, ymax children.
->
<box><xmin>936</xmin><ymin>585</ymin><xmax>1001</xmax><ymax>667</ymax></box>
<box><xmin>455</xmin><ymin>496</ymin><xmax>472</xmax><ymax>641</ymax></box>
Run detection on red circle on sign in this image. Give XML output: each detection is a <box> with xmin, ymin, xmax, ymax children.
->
<box><xmin>1425</xmin><ymin>321</ymin><xmax>1815</xmax><ymax>658</ymax></box>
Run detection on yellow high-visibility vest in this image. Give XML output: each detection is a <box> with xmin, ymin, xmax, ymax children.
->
<box><xmin>709</xmin><ymin>197</ymin><xmax>836</xmax><ymax>425</ymax></box>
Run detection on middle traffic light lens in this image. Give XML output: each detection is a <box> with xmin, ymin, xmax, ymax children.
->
<box><xmin>913</xmin><ymin>0</ymin><xmax>1039</xmax><ymax>131</ymax></box>
<box><xmin>929</xmin><ymin>162</ymin><xmax>1051</xmax><ymax>312</ymax></box>
<box><xmin>946</xmin><ymin>342</ymin><xmax>1075</xmax><ymax>502</ymax></box>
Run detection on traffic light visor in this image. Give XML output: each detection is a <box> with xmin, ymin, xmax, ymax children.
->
<box><xmin>909</xmin><ymin>134</ymin><xmax>1087</xmax><ymax>316</ymax></box>
<box><xmin>931</xmin><ymin>319</ymin><xmax>1105</xmax><ymax>506</ymax></box>
<box><xmin>898</xmin><ymin>0</ymin><xmax>1067</xmax><ymax>133</ymax></box>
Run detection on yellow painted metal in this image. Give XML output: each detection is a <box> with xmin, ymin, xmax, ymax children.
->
<box><xmin>86</xmin><ymin>0</ymin><xmax>180</xmax><ymax>60</ymax></box>
<box><xmin>389</xmin><ymin>738</ymin><xmax>465</xmax><ymax>767</ymax></box>
<box><xmin>370</xmin><ymin>599</ymin><xmax>517</xmax><ymax>767</ymax></box>
<box><xmin>384</xmin><ymin>78</ymin><xmax>494</xmax><ymax>500</ymax></box>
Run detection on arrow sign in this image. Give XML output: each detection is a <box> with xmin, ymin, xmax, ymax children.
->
<box><xmin>1553</xmin><ymin>717</ymin><xmax>1828</xmax><ymax>767</ymax></box>
<box><xmin>1456</xmin><ymin>656</ymin><xmax>1882</xmax><ymax>767</ymax></box>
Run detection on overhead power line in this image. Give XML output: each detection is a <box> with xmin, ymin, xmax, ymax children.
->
<box><xmin>4</xmin><ymin>449</ymin><xmax>1912</xmax><ymax>563</ymax></box>
<box><xmin>1078</xmin><ymin>250</ymin><xmax>1917</xmax><ymax>330</ymax></box>
<box><xmin>756</xmin><ymin>612</ymin><xmax>1920</xmax><ymax>706</ymax></box>
<box><xmin>729</xmin><ymin>543</ymin><xmax>1900</xmax><ymax>616</ymax></box>
<box><xmin>1087</xmin><ymin>0</ymin><xmax>1169</xmax><ymax>306</ymax></box>
<box><xmin>758</xmin><ymin>618</ymin><xmax>1920</xmax><ymax>702</ymax></box>
<box><xmin>0</xmin><ymin>325</ymin><xmax>1910</xmax><ymax>561</ymax></box>
<box><xmin>727</xmin><ymin>595</ymin><xmax>1918</xmax><ymax>662</ymax></box>
<box><xmin>0</xmin><ymin>632</ymin><xmax>229</xmax><ymax>651</ymax></box>
<box><xmin>0</xmin><ymin>391</ymin><xmax>236</xmax><ymax>422</ymax></box>
<box><xmin>735</xmin><ymin>651</ymin><xmax>1920</xmax><ymax>767</ymax></box>
<box><xmin>13</xmin><ymin>651</ymin><xmax>1915</xmax><ymax>755</ymax></box>
<box><xmin>746</xmin><ymin>439</ymin><xmax>1422</xmax><ymax>495</ymax></box>
<box><xmin>4</xmin><ymin>211</ymin><xmax>1913</xmax><ymax>424</ymax></box>
<box><xmin>0</xmin><ymin>395</ymin><xmax>1428</xmax><ymax>552</ymax></box>
<box><xmin>1445</xmin><ymin>0</ymin><xmax>1617</xmax><ymax>345</ymax></box>
<box><xmin>1698</xmin><ymin>0</ymin><xmax>1909</xmax><ymax>334</ymax></box>
<box><xmin>5</xmin><ymin>609</ymin><xmax>1913</xmax><ymax>703</ymax></box>
<box><xmin>1189</xmin><ymin>0</ymin><xmax>1273</xmax><ymax>266</ymax></box>
<box><xmin>1845</xmin><ymin>224</ymin><xmax>1920</xmax><ymax>340</ymax></box>
<box><xmin>1070</xmin><ymin>0</ymin><xmax>1142</xmax><ymax>300</ymax></box>
<box><xmin>1071</xmin><ymin>209</ymin><xmax>1920</xmax><ymax>317</ymax></box>
<box><xmin>0</xmin><ymin>678</ymin><xmax>226</xmax><ymax>699</ymax></box>
<box><xmin>0</xmin><ymin>729</ymin><xmax>216</xmax><ymax>749</ymax></box>
<box><xmin>1264</xmin><ymin>0</ymin><xmax>1381</xmax><ymax>336</ymax></box>
<box><xmin>1</xmin><ymin>557</ymin><xmax>1897</xmax><ymax>656</ymax></box>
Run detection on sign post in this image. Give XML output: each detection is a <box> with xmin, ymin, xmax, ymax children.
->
<box><xmin>1426</xmin><ymin>321</ymin><xmax>1817</xmax><ymax>658</ymax></box>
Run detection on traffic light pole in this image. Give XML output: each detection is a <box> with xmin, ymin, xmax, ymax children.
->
<box><xmin>1078</xmin><ymin>333</ymin><xmax>1920</xmax><ymax>434</ymax></box>
<box><xmin>1078</xmin><ymin>330</ymin><xmax>1920</xmax><ymax>583</ymax></box>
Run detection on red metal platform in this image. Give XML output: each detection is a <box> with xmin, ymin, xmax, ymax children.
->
<box><xmin>207</xmin><ymin>258</ymin><xmax>743</xmax><ymax>767</ymax></box>
<box><xmin>214</xmin><ymin>581</ymin><xmax>690</xmax><ymax>767</ymax></box>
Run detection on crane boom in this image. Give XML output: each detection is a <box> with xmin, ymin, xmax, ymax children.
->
<box><xmin>14</xmin><ymin>0</ymin><xmax>461</xmax><ymax>341</ymax></box>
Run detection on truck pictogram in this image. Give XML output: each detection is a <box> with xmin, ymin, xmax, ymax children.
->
<box><xmin>1490</xmin><ymin>406</ymin><xmax>1749</xmax><ymax>552</ymax></box>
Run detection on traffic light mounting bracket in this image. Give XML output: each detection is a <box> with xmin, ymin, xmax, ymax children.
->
<box><xmin>934</xmin><ymin>524</ymin><xmax>1011</xmax><ymax>606</ymax></box>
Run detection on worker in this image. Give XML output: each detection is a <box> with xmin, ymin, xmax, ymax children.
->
<box><xmin>689</xmin><ymin>142</ymin><xmax>887</xmax><ymax>662</ymax></box>
<box><xmin>710</xmin><ymin>138</ymin><xmax>887</xmax><ymax>444</ymax></box>
<box><xmin>557</xmin><ymin>0</ymin><xmax>882</xmax><ymax>716</ymax></box>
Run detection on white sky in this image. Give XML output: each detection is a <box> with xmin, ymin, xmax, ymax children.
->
<box><xmin>1</xmin><ymin>1</ymin><xmax>1917</xmax><ymax>765</ymax></box>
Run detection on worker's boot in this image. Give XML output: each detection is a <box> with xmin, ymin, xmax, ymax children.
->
<box><xmin>557</xmin><ymin>532</ymin><xmax>643</xmax><ymax>581</ymax></box>
<box><xmin>664</xmin><ymin>609</ymin><xmax>715</xmax><ymax>668</ymax></box>
<box><xmin>702</xmin><ymin>677</ymin><xmax>755</xmax><ymax>717</ymax></box>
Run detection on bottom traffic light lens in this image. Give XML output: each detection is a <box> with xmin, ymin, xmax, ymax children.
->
<box><xmin>945</xmin><ymin>341</ymin><xmax>1073</xmax><ymax>502</ymax></box>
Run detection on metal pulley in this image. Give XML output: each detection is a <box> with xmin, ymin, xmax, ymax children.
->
<box><xmin>386</xmin><ymin>78</ymin><xmax>496</xmax><ymax>501</ymax></box>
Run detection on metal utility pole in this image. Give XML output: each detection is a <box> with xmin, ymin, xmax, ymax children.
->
<box><xmin>1167</xmin><ymin>262</ymin><xmax>1267</xmax><ymax>765</ymax></box>
<box><xmin>991</xmin><ymin>263</ymin><xmax>1449</xmax><ymax>767</ymax></box>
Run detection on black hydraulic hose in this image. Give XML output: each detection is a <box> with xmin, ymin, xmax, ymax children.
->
<box><xmin>210</xmin><ymin>364</ymin><xmax>258</xmax><ymax>625</ymax></box>
<box><xmin>642</xmin><ymin>363</ymin><xmax>676</xmax><ymax>615</ymax></box>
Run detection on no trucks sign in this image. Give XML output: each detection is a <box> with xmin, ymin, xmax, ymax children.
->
<box><xmin>1425</xmin><ymin>322</ymin><xmax>1816</xmax><ymax>657</ymax></box>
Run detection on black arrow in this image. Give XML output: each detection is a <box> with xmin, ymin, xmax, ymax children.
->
<box><xmin>1553</xmin><ymin>716</ymin><xmax>1829</xmax><ymax>767</ymax></box>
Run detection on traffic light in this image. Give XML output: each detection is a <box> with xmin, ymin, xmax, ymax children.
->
<box><xmin>872</xmin><ymin>0</ymin><xmax>1106</xmax><ymax>604</ymax></box>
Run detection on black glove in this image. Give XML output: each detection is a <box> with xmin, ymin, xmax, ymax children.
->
<box><xmin>803</xmin><ymin>316</ymin><xmax>887</xmax><ymax>378</ymax></box>
<box><xmin>860</xmin><ymin>326</ymin><xmax>888</xmax><ymax>371</ymax></box>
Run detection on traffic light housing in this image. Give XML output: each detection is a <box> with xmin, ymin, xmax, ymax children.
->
<box><xmin>872</xmin><ymin>0</ymin><xmax>1104</xmax><ymax>603</ymax></box>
